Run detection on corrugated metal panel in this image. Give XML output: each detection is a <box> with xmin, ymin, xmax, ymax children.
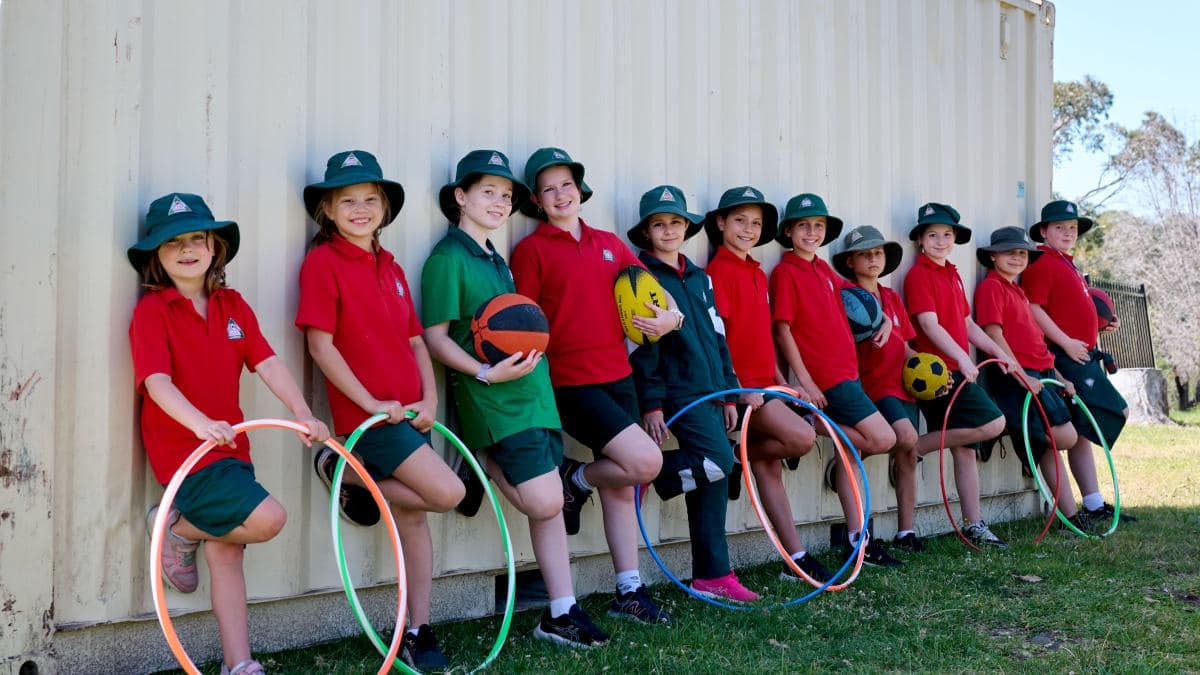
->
<box><xmin>0</xmin><ymin>0</ymin><xmax>1054</xmax><ymax>646</ymax></box>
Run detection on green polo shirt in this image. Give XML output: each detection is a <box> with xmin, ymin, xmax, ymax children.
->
<box><xmin>420</xmin><ymin>226</ymin><xmax>560</xmax><ymax>449</ymax></box>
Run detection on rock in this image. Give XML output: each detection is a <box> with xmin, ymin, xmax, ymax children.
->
<box><xmin>1110</xmin><ymin>368</ymin><xmax>1172</xmax><ymax>424</ymax></box>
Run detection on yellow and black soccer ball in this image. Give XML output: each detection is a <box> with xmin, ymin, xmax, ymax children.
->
<box><xmin>902</xmin><ymin>352</ymin><xmax>951</xmax><ymax>401</ymax></box>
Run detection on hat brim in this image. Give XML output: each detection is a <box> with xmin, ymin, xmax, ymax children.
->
<box><xmin>627</xmin><ymin>207</ymin><xmax>704</xmax><ymax>250</ymax></box>
<box><xmin>1029</xmin><ymin>216</ymin><xmax>1094</xmax><ymax>243</ymax></box>
<box><xmin>303</xmin><ymin>171</ymin><xmax>406</xmax><ymax>224</ymax></box>
<box><xmin>775</xmin><ymin>215</ymin><xmax>844</xmax><ymax>248</ymax></box>
<box><xmin>909</xmin><ymin>222</ymin><xmax>972</xmax><ymax>244</ymax></box>
<box><xmin>975</xmin><ymin>245</ymin><xmax>1044</xmax><ymax>269</ymax></box>
<box><xmin>127</xmin><ymin>218</ymin><xmax>240</xmax><ymax>270</ymax></box>
<box><xmin>703</xmin><ymin>203</ymin><xmax>779</xmax><ymax>249</ymax></box>
<box><xmin>438</xmin><ymin>170</ymin><xmax>532</xmax><ymax>223</ymax></box>
<box><xmin>517</xmin><ymin>161</ymin><xmax>593</xmax><ymax>219</ymax></box>
<box><xmin>832</xmin><ymin>239</ymin><xmax>903</xmax><ymax>279</ymax></box>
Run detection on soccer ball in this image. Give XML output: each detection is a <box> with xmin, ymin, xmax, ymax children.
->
<box><xmin>903</xmin><ymin>352</ymin><xmax>951</xmax><ymax>401</ymax></box>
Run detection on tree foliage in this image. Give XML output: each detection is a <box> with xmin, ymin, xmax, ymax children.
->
<box><xmin>1053</xmin><ymin>76</ymin><xmax>1114</xmax><ymax>165</ymax></box>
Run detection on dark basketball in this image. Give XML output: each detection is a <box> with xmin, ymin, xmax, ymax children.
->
<box><xmin>841</xmin><ymin>286</ymin><xmax>885</xmax><ymax>343</ymax></box>
<box><xmin>471</xmin><ymin>293</ymin><xmax>550</xmax><ymax>365</ymax></box>
<box><xmin>1089</xmin><ymin>287</ymin><xmax>1116</xmax><ymax>330</ymax></box>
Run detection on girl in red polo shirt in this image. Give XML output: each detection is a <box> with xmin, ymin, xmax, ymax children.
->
<box><xmin>297</xmin><ymin>150</ymin><xmax>464</xmax><ymax>670</ymax></box>
<box><xmin>703</xmin><ymin>186</ymin><xmax>832</xmax><ymax>583</ymax></box>
<box><xmin>509</xmin><ymin>147</ymin><xmax>679</xmax><ymax>625</ymax></box>
<box><xmin>903</xmin><ymin>202</ymin><xmax>1017</xmax><ymax>549</ymax></box>
<box><xmin>130</xmin><ymin>193</ymin><xmax>329</xmax><ymax>675</ymax></box>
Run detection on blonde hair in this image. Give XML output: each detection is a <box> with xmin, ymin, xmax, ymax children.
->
<box><xmin>310</xmin><ymin>183</ymin><xmax>392</xmax><ymax>247</ymax></box>
<box><xmin>138</xmin><ymin>231</ymin><xmax>230</xmax><ymax>294</ymax></box>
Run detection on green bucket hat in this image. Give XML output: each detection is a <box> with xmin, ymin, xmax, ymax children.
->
<box><xmin>1030</xmin><ymin>199</ymin><xmax>1094</xmax><ymax>242</ymax></box>
<box><xmin>127</xmin><ymin>193</ymin><xmax>240</xmax><ymax>270</ymax></box>
<box><xmin>975</xmin><ymin>226</ymin><xmax>1043</xmax><ymax>268</ymax></box>
<box><xmin>831</xmin><ymin>225</ymin><xmax>903</xmax><ymax>280</ymax></box>
<box><xmin>909</xmin><ymin>202</ymin><xmax>972</xmax><ymax>244</ymax></box>
<box><xmin>303</xmin><ymin>150</ymin><xmax>405</xmax><ymax>224</ymax></box>
<box><xmin>626</xmin><ymin>185</ymin><xmax>704</xmax><ymax>250</ymax></box>
<box><xmin>517</xmin><ymin>147</ymin><xmax>594</xmax><ymax>219</ymax></box>
<box><xmin>438</xmin><ymin>150</ymin><xmax>530</xmax><ymax>223</ymax></box>
<box><xmin>775</xmin><ymin>193</ymin><xmax>844</xmax><ymax>248</ymax></box>
<box><xmin>703</xmin><ymin>186</ymin><xmax>779</xmax><ymax>248</ymax></box>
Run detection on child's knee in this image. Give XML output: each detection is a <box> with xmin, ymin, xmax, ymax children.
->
<box><xmin>1052</xmin><ymin>424</ymin><xmax>1078</xmax><ymax>450</ymax></box>
<box><xmin>205</xmin><ymin>540</ymin><xmax>245</xmax><ymax>567</ymax></box>
<box><xmin>893</xmin><ymin>426</ymin><xmax>918</xmax><ymax>455</ymax></box>
<box><xmin>244</xmin><ymin>498</ymin><xmax>287</xmax><ymax>542</ymax></box>
<box><xmin>784</xmin><ymin>425</ymin><xmax>816</xmax><ymax>455</ymax></box>
<box><xmin>628</xmin><ymin>443</ymin><xmax>664</xmax><ymax>484</ymax></box>
<box><xmin>981</xmin><ymin>417</ymin><xmax>1006</xmax><ymax>440</ymax></box>
<box><xmin>430</xmin><ymin>478</ymin><xmax>467</xmax><ymax>514</ymax></box>
<box><xmin>521</xmin><ymin>487</ymin><xmax>564</xmax><ymax>521</ymax></box>
<box><xmin>868</xmin><ymin>426</ymin><xmax>897</xmax><ymax>455</ymax></box>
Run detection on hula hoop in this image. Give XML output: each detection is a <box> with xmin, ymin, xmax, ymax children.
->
<box><xmin>632</xmin><ymin>387</ymin><xmax>870</xmax><ymax>611</ymax></box>
<box><xmin>150</xmin><ymin>419</ymin><xmax>405</xmax><ymax>675</ymax></box>
<box><xmin>936</xmin><ymin>359</ymin><xmax>1060</xmax><ymax>550</ymax></box>
<box><xmin>333</xmin><ymin>412</ymin><xmax>516</xmax><ymax>674</ymax></box>
<box><xmin>1021</xmin><ymin>378</ymin><xmax>1121</xmax><ymax>538</ymax></box>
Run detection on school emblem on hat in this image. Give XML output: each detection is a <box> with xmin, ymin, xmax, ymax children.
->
<box><xmin>488</xmin><ymin>152</ymin><xmax>504</xmax><ymax>166</ymax></box>
<box><xmin>1067</xmin><ymin>203</ymin><xmax>1076</xmax><ymax>214</ymax></box>
<box><xmin>924</xmin><ymin>205</ymin><xmax>935</xmax><ymax>216</ymax></box>
<box><xmin>340</xmin><ymin>152</ymin><xmax>363</xmax><ymax>168</ymax></box>
<box><xmin>850</xmin><ymin>230</ymin><xmax>864</xmax><ymax>243</ymax></box>
<box><xmin>226</xmin><ymin>318</ymin><xmax>245</xmax><ymax>340</ymax></box>
<box><xmin>553</xmin><ymin>151</ymin><xmax>567</xmax><ymax>160</ymax></box>
<box><xmin>602</xmin><ymin>248</ymin><xmax>615</xmax><ymax>262</ymax></box>
<box><xmin>167</xmin><ymin>195</ymin><xmax>192</xmax><ymax>216</ymax></box>
<box><xmin>659</xmin><ymin>188</ymin><xmax>675</xmax><ymax>202</ymax></box>
<box><xmin>394</xmin><ymin>279</ymin><xmax>405</xmax><ymax>297</ymax></box>
<box><xmin>800</xmin><ymin>197</ymin><xmax>813</xmax><ymax>208</ymax></box>
<box><xmin>742</xmin><ymin>187</ymin><xmax>758</xmax><ymax>198</ymax></box>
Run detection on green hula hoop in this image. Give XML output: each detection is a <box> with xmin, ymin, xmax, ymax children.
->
<box><xmin>1021</xmin><ymin>378</ymin><xmax>1121</xmax><ymax>538</ymax></box>
<box><xmin>332</xmin><ymin>412</ymin><xmax>516</xmax><ymax>673</ymax></box>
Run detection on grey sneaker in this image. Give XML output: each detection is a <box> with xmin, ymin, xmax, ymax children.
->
<box><xmin>963</xmin><ymin>520</ymin><xmax>1009</xmax><ymax>550</ymax></box>
<box><xmin>146</xmin><ymin>505</ymin><xmax>200</xmax><ymax>593</ymax></box>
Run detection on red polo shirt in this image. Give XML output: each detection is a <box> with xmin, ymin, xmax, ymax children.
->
<box><xmin>1020</xmin><ymin>246</ymin><xmax>1098</xmax><ymax>349</ymax></box>
<box><xmin>509</xmin><ymin>219</ymin><xmax>643</xmax><ymax>387</ymax></box>
<box><xmin>705</xmin><ymin>246</ymin><xmax>776</xmax><ymax>388</ymax></box>
<box><xmin>130</xmin><ymin>287</ymin><xmax>275</xmax><ymax>484</ymax></box>
<box><xmin>975</xmin><ymin>271</ymin><xmax>1054</xmax><ymax>371</ymax></box>
<box><xmin>857</xmin><ymin>285</ymin><xmax>916</xmax><ymax>402</ymax></box>
<box><xmin>903</xmin><ymin>254</ymin><xmax>970</xmax><ymax>368</ymax></box>
<box><xmin>296</xmin><ymin>234</ymin><xmax>424</xmax><ymax>435</ymax></box>
<box><xmin>769</xmin><ymin>253</ymin><xmax>859</xmax><ymax>391</ymax></box>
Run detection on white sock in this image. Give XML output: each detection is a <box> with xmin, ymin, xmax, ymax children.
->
<box><xmin>549</xmin><ymin>595</ymin><xmax>576</xmax><ymax>618</ymax></box>
<box><xmin>615</xmin><ymin>570</ymin><xmax>642</xmax><ymax>595</ymax></box>
<box><xmin>406</xmin><ymin>627</ymin><xmax>420</xmax><ymax>637</ymax></box>
<box><xmin>790</xmin><ymin>551</ymin><xmax>807</xmax><ymax>561</ymax></box>
<box><xmin>848</xmin><ymin>529</ymin><xmax>864</xmax><ymax>545</ymax></box>
<box><xmin>1082</xmin><ymin>492</ymin><xmax>1104</xmax><ymax>511</ymax></box>
<box><xmin>572</xmin><ymin>464</ymin><xmax>594</xmax><ymax>492</ymax></box>
<box><xmin>896</xmin><ymin>530</ymin><xmax>915</xmax><ymax>539</ymax></box>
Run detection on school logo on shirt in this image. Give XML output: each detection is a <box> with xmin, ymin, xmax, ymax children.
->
<box><xmin>602</xmin><ymin>248</ymin><xmax>615</xmax><ymax>262</ymax></box>
<box><xmin>659</xmin><ymin>188</ymin><xmax>675</xmax><ymax>202</ymax></box>
<box><xmin>488</xmin><ymin>152</ymin><xmax>504</xmax><ymax>166</ymax></box>
<box><xmin>395</xmin><ymin>279</ymin><xmax>405</xmax><ymax>297</ymax></box>
<box><xmin>167</xmin><ymin>195</ymin><xmax>192</xmax><ymax>216</ymax></box>
<box><xmin>340</xmin><ymin>152</ymin><xmax>363</xmax><ymax>168</ymax></box>
<box><xmin>742</xmin><ymin>187</ymin><xmax>758</xmax><ymax>199</ymax></box>
<box><xmin>800</xmin><ymin>197</ymin><xmax>813</xmax><ymax>208</ymax></box>
<box><xmin>226</xmin><ymin>318</ymin><xmax>245</xmax><ymax>340</ymax></box>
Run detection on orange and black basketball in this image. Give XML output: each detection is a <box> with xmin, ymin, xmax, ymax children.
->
<box><xmin>471</xmin><ymin>293</ymin><xmax>550</xmax><ymax>365</ymax></box>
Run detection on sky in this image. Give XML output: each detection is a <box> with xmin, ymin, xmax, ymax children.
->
<box><xmin>1052</xmin><ymin>0</ymin><xmax>1200</xmax><ymax>210</ymax></box>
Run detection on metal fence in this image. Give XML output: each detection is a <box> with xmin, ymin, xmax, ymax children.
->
<box><xmin>1093</xmin><ymin>279</ymin><xmax>1156</xmax><ymax>368</ymax></box>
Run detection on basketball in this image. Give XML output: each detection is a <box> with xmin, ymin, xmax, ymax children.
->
<box><xmin>840</xmin><ymin>286</ymin><xmax>884</xmax><ymax>343</ymax></box>
<box><xmin>471</xmin><ymin>293</ymin><xmax>550</xmax><ymax>365</ymax></box>
<box><xmin>903</xmin><ymin>352</ymin><xmax>951</xmax><ymax>401</ymax></box>
<box><xmin>614</xmin><ymin>266</ymin><xmax>667</xmax><ymax>345</ymax></box>
<box><xmin>1090</xmin><ymin>287</ymin><xmax>1116</xmax><ymax>331</ymax></box>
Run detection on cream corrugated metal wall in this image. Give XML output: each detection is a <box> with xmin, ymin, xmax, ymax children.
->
<box><xmin>0</xmin><ymin>0</ymin><xmax>1053</xmax><ymax>667</ymax></box>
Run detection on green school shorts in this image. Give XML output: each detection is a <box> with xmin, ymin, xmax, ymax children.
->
<box><xmin>916</xmin><ymin>371</ymin><xmax>1004</xmax><ymax>448</ymax></box>
<box><xmin>875</xmin><ymin>395</ymin><xmax>920</xmax><ymax>429</ymax></box>
<box><xmin>485</xmin><ymin>427</ymin><xmax>564</xmax><ymax>486</ymax></box>
<box><xmin>822</xmin><ymin>379</ymin><xmax>880</xmax><ymax>426</ymax></box>
<box><xmin>175</xmin><ymin>458</ymin><xmax>270</xmax><ymax>537</ymax></box>
<box><xmin>1051</xmin><ymin>346</ymin><xmax>1128</xmax><ymax>447</ymax></box>
<box><xmin>350</xmin><ymin>421</ymin><xmax>432</xmax><ymax>480</ymax></box>
<box><xmin>986</xmin><ymin>367</ymin><xmax>1073</xmax><ymax>467</ymax></box>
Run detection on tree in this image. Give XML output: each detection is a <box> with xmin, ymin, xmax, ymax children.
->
<box><xmin>1053</xmin><ymin>76</ymin><xmax>1114</xmax><ymax>165</ymax></box>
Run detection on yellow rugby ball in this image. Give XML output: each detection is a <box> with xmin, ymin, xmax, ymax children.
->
<box><xmin>614</xmin><ymin>266</ymin><xmax>667</xmax><ymax>345</ymax></box>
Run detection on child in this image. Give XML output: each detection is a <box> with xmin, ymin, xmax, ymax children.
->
<box><xmin>902</xmin><ymin>202</ymin><xmax>1017</xmax><ymax>549</ymax></box>
<box><xmin>130</xmin><ymin>193</ymin><xmax>329</xmax><ymax>675</ymax></box>
<box><xmin>770</xmin><ymin>195</ymin><xmax>901</xmax><ymax>566</ymax></box>
<box><xmin>831</xmin><ymin>225</ymin><xmax>924</xmax><ymax>552</ymax></box>
<box><xmin>1021</xmin><ymin>200</ymin><xmax>1133</xmax><ymax>523</ymax></box>
<box><xmin>627</xmin><ymin>185</ymin><xmax>759</xmax><ymax>602</ymax></box>
<box><xmin>703</xmin><ymin>186</ymin><xmax>832</xmax><ymax>583</ymax></box>
<box><xmin>510</xmin><ymin>148</ymin><xmax>680</xmax><ymax>624</ymax></box>
<box><xmin>420</xmin><ymin>150</ymin><xmax>608</xmax><ymax>646</ymax></box>
<box><xmin>297</xmin><ymin>150</ymin><xmax>465</xmax><ymax>670</ymax></box>
<box><xmin>973</xmin><ymin>226</ymin><xmax>1094</xmax><ymax>532</ymax></box>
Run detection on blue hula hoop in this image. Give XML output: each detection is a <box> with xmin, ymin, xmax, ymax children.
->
<box><xmin>633</xmin><ymin>387</ymin><xmax>872</xmax><ymax>611</ymax></box>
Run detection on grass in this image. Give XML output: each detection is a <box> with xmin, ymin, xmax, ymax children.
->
<box><xmin>178</xmin><ymin>423</ymin><xmax>1200</xmax><ymax>673</ymax></box>
<box><xmin>1170</xmin><ymin>407</ymin><xmax>1200</xmax><ymax>427</ymax></box>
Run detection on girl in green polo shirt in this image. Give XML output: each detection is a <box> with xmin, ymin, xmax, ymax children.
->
<box><xmin>420</xmin><ymin>150</ymin><xmax>609</xmax><ymax>648</ymax></box>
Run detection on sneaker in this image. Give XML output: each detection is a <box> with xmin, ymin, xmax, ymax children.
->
<box><xmin>963</xmin><ymin>520</ymin><xmax>1009</xmax><ymax>550</ymax></box>
<box><xmin>608</xmin><ymin>585</ymin><xmax>672</xmax><ymax>625</ymax></box>
<box><xmin>454</xmin><ymin>459</ymin><xmax>484</xmax><ymax>517</ymax></box>
<box><xmin>1063</xmin><ymin>512</ymin><xmax>1098</xmax><ymax>534</ymax></box>
<box><xmin>533</xmin><ymin>604</ymin><xmax>610</xmax><ymax>648</ymax></box>
<box><xmin>892</xmin><ymin>532</ymin><xmax>926</xmax><ymax>553</ymax></box>
<box><xmin>690</xmin><ymin>571</ymin><xmax>760</xmax><ymax>603</ymax></box>
<box><xmin>401</xmin><ymin>624</ymin><xmax>449</xmax><ymax>671</ymax></box>
<box><xmin>780</xmin><ymin>553</ymin><xmax>833</xmax><ymax>584</ymax></box>
<box><xmin>848</xmin><ymin>538</ymin><xmax>903</xmax><ymax>567</ymax></box>
<box><xmin>728</xmin><ymin>455</ymin><xmax>743</xmax><ymax>501</ymax></box>
<box><xmin>314</xmin><ymin>446</ymin><xmax>381</xmax><ymax>527</ymax></box>
<box><xmin>1085</xmin><ymin>502</ymin><xmax>1137</xmax><ymax>523</ymax></box>
<box><xmin>219</xmin><ymin>659</ymin><xmax>265</xmax><ymax>675</ymax></box>
<box><xmin>559</xmin><ymin>458</ymin><xmax>592</xmax><ymax>536</ymax></box>
<box><xmin>146</xmin><ymin>505</ymin><xmax>200</xmax><ymax>593</ymax></box>
<box><xmin>784</xmin><ymin>456</ymin><xmax>801</xmax><ymax>471</ymax></box>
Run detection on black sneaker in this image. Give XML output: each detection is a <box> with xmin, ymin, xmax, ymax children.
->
<box><xmin>401</xmin><ymin>624</ymin><xmax>449</xmax><ymax>671</ymax></box>
<box><xmin>784</xmin><ymin>456</ymin><xmax>801</xmax><ymax>471</ymax></box>
<box><xmin>314</xmin><ymin>446</ymin><xmax>380</xmax><ymax>527</ymax></box>
<box><xmin>533</xmin><ymin>604</ymin><xmax>610</xmax><ymax>648</ymax></box>
<box><xmin>850</xmin><ymin>538</ymin><xmax>903</xmax><ymax>567</ymax></box>
<box><xmin>892</xmin><ymin>532</ymin><xmax>925</xmax><ymax>553</ymax></box>
<box><xmin>1085</xmin><ymin>502</ymin><xmax>1137</xmax><ymax>523</ymax></box>
<box><xmin>454</xmin><ymin>459</ymin><xmax>484</xmax><ymax>517</ymax></box>
<box><xmin>1063</xmin><ymin>512</ymin><xmax>1098</xmax><ymax>534</ymax></box>
<box><xmin>780</xmin><ymin>553</ymin><xmax>834</xmax><ymax>584</ymax></box>
<box><xmin>608</xmin><ymin>585</ymin><xmax>671</xmax><ymax>625</ymax></box>
<box><xmin>728</xmin><ymin>456</ymin><xmax>743</xmax><ymax>501</ymax></box>
<box><xmin>559</xmin><ymin>459</ymin><xmax>592</xmax><ymax>536</ymax></box>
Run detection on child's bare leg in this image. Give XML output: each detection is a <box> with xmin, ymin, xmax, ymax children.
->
<box><xmin>950</xmin><ymin>446</ymin><xmax>982</xmax><ymax>522</ymax></box>
<box><xmin>747</xmin><ymin>399</ymin><xmax>815</xmax><ymax>461</ymax></box>
<box><xmin>584</xmin><ymin>425</ymin><xmax>662</xmax><ymax>488</ymax></box>
<box><xmin>1038</xmin><ymin>443</ymin><xmax>1078</xmax><ymax>518</ymax></box>
<box><xmin>1067</xmin><ymin>436</ymin><xmax>1100</xmax><ymax>497</ymax></box>
<box><xmin>890</xmin><ymin>420</ymin><xmax>920</xmax><ymax>532</ymax></box>
<box><xmin>346</xmin><ymin>445</ymin><xmax>464</xmax><ymax>514</ymax></box>
<box><xmin>486</xmin><ymin>460</ymin><xmax>574</xmax><ymax>601</ymax></box>
<box><xmin>829</xmin><ymin>413</ymin><xmax>896</xmax><ymax>535</ymax></box>
<box><xmin>597</xmin><ymin>485</ymin><xmax>638</xmax><ymax>574</ymax></box>
<box><xmin>206</xmin><ymin>541</ymin><xmax>251</xmax><ymax>669</ymax></box>
<box><xmin>172</xmin><ymin>498</ymin><xmax>287</xmax><ymax>545</ymax></box>
<box><xmin>749</xmin><ymin>457</ymin><xmax>804</xmax><ymax>555</ymax></box>
<box><xmin>392</xmin><ymin>506</ymin><xmax>434</xmax><ymax>627</ymax></box>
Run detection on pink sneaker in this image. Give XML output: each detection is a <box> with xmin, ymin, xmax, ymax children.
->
<box><xmin>690</xmin><ymin>571</ymin><xmax>760</xmax><ymax>603</ymax></box>
<box><xmin>146</xmin><ymin>505</ymin><xmax>200</xmax><ymax>593</ymax></box>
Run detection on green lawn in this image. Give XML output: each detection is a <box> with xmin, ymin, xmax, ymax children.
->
<box><xmin>182</xmin><ymin>423</ymin><xmax>1200</xmax><ymax>673</ymax></box>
